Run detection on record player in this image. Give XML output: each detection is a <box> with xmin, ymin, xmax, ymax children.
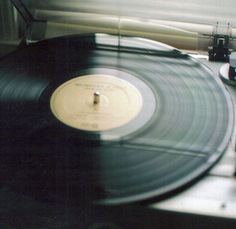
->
<box><xmin>1</xmin><ymin>0</ymin><xmax>236</xmax><ymax>228</ymax></box>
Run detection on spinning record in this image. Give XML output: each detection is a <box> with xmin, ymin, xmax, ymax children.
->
<box><xmin>0</xmin><ymin>33</ymin><xmax>234</xmax><ymax>205</ymax></box>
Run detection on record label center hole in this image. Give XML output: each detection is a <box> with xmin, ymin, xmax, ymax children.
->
<box><xmin>50</xmin><ymin>74</ymin><xmax>143</xmax><ymax>131</ymax></box>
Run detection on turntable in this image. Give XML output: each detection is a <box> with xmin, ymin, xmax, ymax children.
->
<box><xmin>1</xmin><ymin>0</ymin><xmax>236</xmax><ymax>228</ymax></box>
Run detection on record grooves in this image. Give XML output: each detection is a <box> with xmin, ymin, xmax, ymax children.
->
<box><xmin>0</xmin><ymin>33</ymin><xmax>234</xmax><ymax>206</ymax></box>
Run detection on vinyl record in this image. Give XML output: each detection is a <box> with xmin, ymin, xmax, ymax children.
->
<box><xmin>0</xmin><ymin>33</ymin><xmax>234</xmax><ymax>205</ymax></box>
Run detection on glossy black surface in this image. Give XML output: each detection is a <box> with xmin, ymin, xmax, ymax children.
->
<box><xmin>0</xmin><ymin>34</ymin><xmax>234</xmax><ymax>206</ymax></box>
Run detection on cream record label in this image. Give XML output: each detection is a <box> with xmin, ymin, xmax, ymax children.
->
<box><xmin>50</xmin><ymin>74</ymin><xmax>143</xmax><ymax>131</ymax></box>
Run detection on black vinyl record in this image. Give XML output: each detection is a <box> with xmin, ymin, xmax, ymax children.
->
<box><xmin>0</xmin><ymin>33</ymin><xmax>234</xmax><ymax>206</ymax></box>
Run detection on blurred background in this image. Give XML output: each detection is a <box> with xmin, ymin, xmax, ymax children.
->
<box><xmin>1</xmin><ymin>0</ymin><xmax>236</xmax><ymax>56</ymax></box>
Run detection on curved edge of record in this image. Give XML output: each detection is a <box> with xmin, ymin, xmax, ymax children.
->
<box><xmin>197</xmin><ymin>58</ymin><xmax>235</xmax><ymax>154</ymax></box>
<box><xmin>97</xmin><ymin>54</ymin><xmax>235</xmax><ymax>206</ymax></box>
